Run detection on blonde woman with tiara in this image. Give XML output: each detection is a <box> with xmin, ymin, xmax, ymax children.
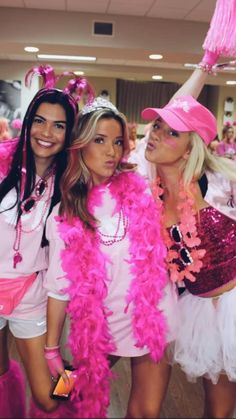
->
<box><xmin>43</xmin><ymin>97</ymin><xmax>178</xmax><ymax>419</ymax></box>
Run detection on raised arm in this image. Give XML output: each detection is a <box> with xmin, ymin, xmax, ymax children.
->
<box><xmin>172</xmin><ymin>50</ymin><xmax>219</xmax><ymax>100</ymax></box>
<box><xmin>172</xmin><ymin>68</ymin><xmax>208</xmax><ymax>100</ymax></box>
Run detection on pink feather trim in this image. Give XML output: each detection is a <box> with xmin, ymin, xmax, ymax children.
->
<box><xmin>0</xmin><ymin>138</ymin><xmax>19</xmax><ymax>179</ymax></box>
<box><xmin>57</xmin><ymin>171</ymin><xmax>168</xmax><ymax>418</ymax></box>
<box><xmin>203</xmin><ymin>0</ymin><xmax>236</xmax><ymax>57</ymax></box>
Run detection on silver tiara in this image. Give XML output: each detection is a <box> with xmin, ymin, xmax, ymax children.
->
<box><xmin>80</xmin><ymin>96</ymin><xmax>119</xmax><ymax>115</ymax></box>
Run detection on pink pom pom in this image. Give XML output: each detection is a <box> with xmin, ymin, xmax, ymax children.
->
<box><xmin>203</xmin><ymin>0</ymin><xmax>236</xmax><ymax>57</ymax></box>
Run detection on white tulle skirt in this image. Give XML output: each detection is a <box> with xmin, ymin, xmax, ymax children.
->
<box><xmin>169</xmin><ymin>286</ymin><xmax>236</xmax><ymax>384</ymax></box>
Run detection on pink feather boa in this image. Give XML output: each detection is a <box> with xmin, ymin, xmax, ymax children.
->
<box><xmin>56</xmin><ymin>171</ymin><xmax>168</xmax><ymax>418</ymax></box>
<box><xmin>0</xmin><ymin>138</ymin><xmax>19</xmax><ymax>179</ymax></box>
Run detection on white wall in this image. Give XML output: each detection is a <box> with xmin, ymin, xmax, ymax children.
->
<box><xmin>0</xmin><ymin>61</ymin><xmax>39</xmax><ymax>117</ymax></box>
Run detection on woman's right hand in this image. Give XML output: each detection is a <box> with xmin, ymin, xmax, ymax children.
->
<box><xmin>200</xmin><ymin>50</ymin><xmax>219</xmax><ymax>68</ymax></box>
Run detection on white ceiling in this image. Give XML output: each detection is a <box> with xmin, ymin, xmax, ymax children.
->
<box><xmin>0</xmin><ymin>0</ymin><xmax>235</xmax><ymax>86</ymax></box>
<box><xmin>0</xmin><ymin>0</ymin><xmax>216</xmax><ymax>21</ymax></box>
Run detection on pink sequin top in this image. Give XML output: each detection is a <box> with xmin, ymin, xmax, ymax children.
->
<box><xmin>171</xmin><ymin>207</ymin><xmax>236</xmax><ymax>295</ymax></box>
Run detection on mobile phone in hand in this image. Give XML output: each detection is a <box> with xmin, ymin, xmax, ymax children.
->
<box><xmin>51</xmin><ymin>368</ymin><xmax>75</xmax><ymax>401</ymax></box>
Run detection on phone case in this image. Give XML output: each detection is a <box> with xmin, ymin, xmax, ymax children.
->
<box><xmin>50</xmin><ymin>369</ymin><xmax>75</xmax><ymax>401</ymax></box>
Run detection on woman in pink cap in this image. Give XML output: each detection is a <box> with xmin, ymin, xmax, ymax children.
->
<box><xmin>142</xmin><ymin>85</ymin><xmax>236</xmax><ymax>418</ymax></box>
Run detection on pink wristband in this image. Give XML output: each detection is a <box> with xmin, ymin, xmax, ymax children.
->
<box><xmin>44</xmin><ymin>345</ymin><xmax>64</xmax><ymax>378</ymax></box>
<box><xmin>201</xmin><ymin>50</ymin><xmax>219</xmax><ymax>66</ymax></box>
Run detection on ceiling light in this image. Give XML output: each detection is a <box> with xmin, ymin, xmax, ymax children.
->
<box><xmin>37</xmin><ymin>54</ymin><xmax>96</xmax><ymax>62</ymax></box>
<box><xmin>24</xmin><ymin>46</ymin><xmax>39</xmax><ymax>52</ymax></box>
<box><xmin>226</xmin><ymin>80</ymin><xmax>236</xmax><ymax>85</ymax></box>
<box><xmin>184</xmin><ymin>63</ymin><xmax>196</xmax><ymax>68</ymax></box>
<box><xmin>74</xmin><ymin>71</ymin><xmax>85</xmax><ymax>75</ymax></box>
<box><xmin>152</xmin><ymin>75</ymin><xmax>163</xmax><ymax>80</ymax></box>
<box><xmin>224</xmin><ymin>67</ymin><xmax>236</xmax><ymax>71</ymax></box>
<box><xmin>149</xmin><ymin>54</ymin><xmax>163</xmax><ymax>60</ymax></box>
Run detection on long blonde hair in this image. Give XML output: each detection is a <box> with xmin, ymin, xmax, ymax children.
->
<box><xmin>182</xmin><ymin>133</ymin><xmax>236</xmax><ymax>186</ymax></box>
<box><xmin>60</xmin><ymin>108</ymin><xmax>135</xmax><ymax>227</ymax></box>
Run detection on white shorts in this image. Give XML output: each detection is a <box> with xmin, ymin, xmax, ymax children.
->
<box><xmin>0</xmin><ymin>315</ymin><xmax>46</xmax><ymax>338</ymax></box>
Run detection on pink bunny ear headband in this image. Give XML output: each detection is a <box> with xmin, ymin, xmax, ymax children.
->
<box><xmin>25</xmin><ymin>65</ymin><xmax>95</xmax><ymax>113</ymax></box>
<box><xmin>20</xmin><ymin>65</ymin><xmax>95</xmax><ymax>200</ymax></box>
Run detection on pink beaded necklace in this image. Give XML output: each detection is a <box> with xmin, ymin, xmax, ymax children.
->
<box><xmin>97</xmin><ymin>206</ymin><xmax>129</xmax><ymax>246</ymax></box>
<box><xmin>13</xmin><ymin>168</ymin><xmax>55</xmax><ymax>268</ymax></box>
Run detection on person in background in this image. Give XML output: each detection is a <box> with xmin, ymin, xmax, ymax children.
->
<box><xmin>43</xmin><ymin>97</ymin><xmax>177</xmax><ymax>419</ymax></box>
<box><xmin>216</xmin><ymin>123</ymin><xmax>236</xmax><ymax>159</ymax></box>
<box><xmin>11</xmin><ymin>118</ymin><xmax>23</xmax><ymax>138</ymax></box>
<box><xmin>128</xmin><ymin>122</ymin><xmax>138</xmax><ymax>152</ymax></box>
<box><xmin>0</xmin><ymin>117</ymin><xmax>12</xmax><ymax>141</ymax></box>
<box><xmin>208</xmin><ymin>134</ymin><xmax>220</xmax><ymax>155</ymax></box>
<box><xmin>0</xmin><ymin>65</ymin><xmax>93</xmax><ymax>419</ymax></box>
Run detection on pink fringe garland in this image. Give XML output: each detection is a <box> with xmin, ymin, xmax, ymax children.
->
<box><xmin>57</xmin><ymin>171</ymin><xmax>168</xmax><ymax>419</ymax></box>
<box><xmin>203</xmin><ymin>0</ymin><xmax>236</xmax><ymax>57</ymax></box>
<box><xmin>0</xmin><ymin>138</ymin><xmax>19</xmax><ymax>179</ymax></box>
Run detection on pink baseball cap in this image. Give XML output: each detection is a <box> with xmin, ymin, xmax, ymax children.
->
<box><xmin>141</xmin><ymin>95</ymin><xmax>217</xmax><ymax>145</ymax></box>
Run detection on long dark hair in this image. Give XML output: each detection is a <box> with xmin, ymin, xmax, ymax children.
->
<box><xmin>0</xmin><ymin>88</ymin><xmax>77</xmax><ymax>244</ymax></box>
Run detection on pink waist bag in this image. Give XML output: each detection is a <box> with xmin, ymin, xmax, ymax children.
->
<box><xmin>0</xmin><ymin>273</ymin><xmax>37</xmax><ymax>315</ymax></box>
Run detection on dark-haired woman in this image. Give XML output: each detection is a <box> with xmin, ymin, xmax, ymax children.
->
<box><xmin>0</xmin><ymin>69</ymin><xmax>92</xmax><ymax>418</ymax></box>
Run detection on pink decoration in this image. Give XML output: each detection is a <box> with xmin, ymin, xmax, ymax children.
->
<box><xmin>151</xmin><ymin>178</ymin><xmax>206</xmax><ymax>283</ymax></box>
<box><xmin>44</xmin><ymin>346</ymin><xmax>64</xmax><ymax>378</ymax></box>
<box><xmin>11</xmin><ymin>118</ymin><xmax>23</xmax><ymax>130</ymax></box>
<box><xmin>203</xmin><ymin>0</ymin><xmax>236</xmax><ymax>57</ymax></box>
<box><xmin>0</xmin><ymin>138</ymin><xmax>19</xmax><ymax>179</ymax></box>
<box><xmin>0</xmin><ymin>360</ymin><xmax>26</xmax><ymax>418</ymax></box>
<box><xmin>57</xmin><ymin>171</ymin><xmax>168</xmax><ymax>419</ymax></box>
<box><xmin>25</xmin><ymin>65</ymin><xmax>57</xmax><ymax>89</ymax></box>
<box><xmin>63</xmin><ymin>74</ymin><xmax>95</xmax><ymax>104</ymax></box>
<box><xmin>224</xmin><ymin>121</ymin><xmax>233</xmax><ymax>127</ymax></box>
<box><xmin>25</xmin><ymin>66</ymin><xmax>95</xmax><ymax>105</ymax></box>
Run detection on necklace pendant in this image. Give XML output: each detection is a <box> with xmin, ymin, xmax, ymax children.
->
<box><xmin>13</xmin><ymin>252</ymin><xmax>23</xmax><ymax>269</ymax></box>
